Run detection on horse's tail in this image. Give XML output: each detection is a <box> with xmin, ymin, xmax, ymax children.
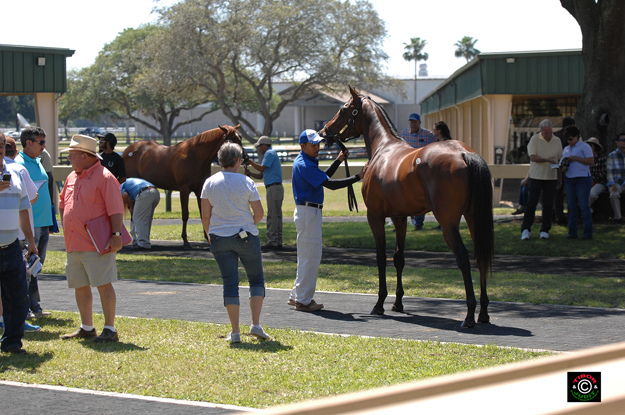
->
<box><xmin>463</xmin><ymin>152</ymin><xmax>494</xmax><ymax>282</ymax></box>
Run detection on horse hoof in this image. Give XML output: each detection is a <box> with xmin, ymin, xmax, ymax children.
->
<box><xmin>391</xmin><ymin>304</ymin><xmax>404</xmax><ymax>313</ymax></box>
<box><xmin>183</xmin><ymin>243</ymin><xmax>192</xmax><ymax>250</ymax></box>
<box><xmin>460</xmin><ymin>320</ymin><xmax>476</xmax><ymax>329</ymax></box>
<box><xmin>370</xmin><ymin>307</ymin><xmax>385</xmax><ymax>315</ymax></box>
<box><xmin>478</xmin><ymin>317</ymin><xmax>491</xmax><ymax>324</ymax></box>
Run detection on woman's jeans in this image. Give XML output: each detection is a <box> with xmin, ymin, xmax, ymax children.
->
<box><xmin>564</xmin><ymin>176</ymin><xmax>593</xmax><ymax>238</ymax></box>
<box><xmin>209</xmin><ymin>232</ymin><xmax>265</xmax><ymax>306</ymax></box>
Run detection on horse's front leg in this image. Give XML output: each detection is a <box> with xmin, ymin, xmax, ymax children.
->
<box><xmin>179</xmin><ymin>189</ymin><xmax>192</xmax><ymax>249</ymax></box>
<box><xmin>391</xmin><ymin>216</ymin><xmax>407</xmax><ymax>313</ymax></box>
<box><xmin>368</xmin><ymin>214</ymin><xmax>387</xmax><ymax>315</ymax></box>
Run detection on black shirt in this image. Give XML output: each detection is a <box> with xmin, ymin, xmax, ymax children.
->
<box><xmin>100</xmin><ymin>152</ymin><xmax>126</xmax><ymax>181</ymax></box>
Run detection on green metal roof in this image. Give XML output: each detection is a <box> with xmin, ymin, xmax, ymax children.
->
<box><xmin>421</xmin><ymin>49</ymin><xmax>584</xmax><ymax>115</ymax></box>
<box><xmin>1</xmin><ymin>44</ymin><xmax>75</xmax><ymax>94</ymax></box>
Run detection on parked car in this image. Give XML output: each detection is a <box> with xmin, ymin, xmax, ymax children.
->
<box><xmin>78</xmin><ymin>127</ymin><xmax>107</xmax><ymax>137</ymax></box>
<box><xmin>4</xmin><ymin>131</ymin><xmax>22</xmax><ymax>138</ymax></box>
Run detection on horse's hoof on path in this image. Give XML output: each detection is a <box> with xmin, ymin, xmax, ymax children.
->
<box><xmin>183</xmin><ymin>243</ymin><xmax>193</xmax><ymax>250</ymax></box>
<box><xmin>478</xmin><ymin>316</ymin><xmax>491</xmax><ymax>324</ymax></box>
<box><xmin>370</xmin><ymin>307</ymin><xmax>385</xmax><ymax>315</ymax></box>
<box><xmin>391</xmin><ymin>304</ymin><xmax>404</xmax><ymax>313</ymax></box>
<box><xmin>460</xmin><ymin>320</ymin><xmax>476</xmax><ymax>328</ymax></box>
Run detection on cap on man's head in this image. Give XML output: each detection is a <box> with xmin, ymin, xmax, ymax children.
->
<box><xmin>409</xmin><ymin>113</ymin><xmax>421</xmax><ymax>121</ymax></box>
<box><xmin>254</xmin><ymin>136</ymin><xmax>272</xmax><ymax>147</ymax></box>
<box><xmin>62</xmin><ymin>135</ymin><xmax>103</xmax><ymax>160</ymax></box>
<box><xmin>299</xmin><ymin>129</ymin><xmax>325</xmax><ymax>145</ymax></box>
<box><xmin>97</xmin><ymin>132</ymin><xmax>117</xmax><ymax>148</ymax></box>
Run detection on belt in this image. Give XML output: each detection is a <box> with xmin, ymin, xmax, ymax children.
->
<box><xmin>137</xmin><ymin>186</ymin><xmax>157</xmax><ymax>197</ymax></box>
<box><xmin>265</xmin><ymin>182</ymin><xmax>282</xmax><ymax>188</ymax></box>
<box><xmin>299</xmin><ymin>202</ymin><xmax>323</xmax><ymax>210</ymax></box>
<box><xmin>0</xmin><ymin>239</ymin><xmax>18</xmax><ymax>250</ymax></box>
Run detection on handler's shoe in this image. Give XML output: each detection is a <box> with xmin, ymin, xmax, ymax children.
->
<box><xmin>539</xmin><ymin>232</ymin><xmax>549</xmax><ymax>239</ymax></box>
<box><xmin>94</xmin><ymin>328</ymin><xmax>119</xmax><ymax>343</ymax></box>
<box><xmin>295</xmin><ymin>300</ymin><xmax>324</xmax><ymax>312</ymax></box>
<box><xmin>62</xmin><ymin>327</ymin><xmax>97</xmax><ymax>340</ymax></box>
<box><xmin>287</xmin><ymin>299</ymin><xmax>296</xmax><ymax>306</ymax></box>
<box><xmin>227</xmin><ymin>332</ymin><xmax>241</xmax><ymax>343</ymax></box>
<box><xmin>249</xmin><ymin>326</ymin><xmax>271</xmax><ymax>340</ymax></box>
<box><xmin>521</xmin><ymin>229</ymin><xmax>530</xmax><ymax>240</ymax></box>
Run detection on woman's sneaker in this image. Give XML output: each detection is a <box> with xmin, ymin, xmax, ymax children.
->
<box><xmin>249</xmin><ymin>326</ymin><xmax>270</xmax><ymax>340</ymax></box>
<box><xmin>227</xmin><ymin>332</ymin><xmax>241</xmax><ymax>343</ymax></box>
<box><xmin>24</xmin><ymin>323</ymin><xmax>41</xmax><ymax>333</ymax></box>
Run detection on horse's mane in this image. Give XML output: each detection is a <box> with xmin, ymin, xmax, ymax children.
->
<box><xmin>177</xmin><ymin>128</ymin><xmax>223</xmax><ymax>147</ymax></box>
<box><xmin>365</xmin><ymin>96</ymin><xmax>405</xmax><ymax>142</ymax></box>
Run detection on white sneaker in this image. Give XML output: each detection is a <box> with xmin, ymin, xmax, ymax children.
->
<box><xmin>540</xmin><ymin>232</ymin><xmax>549</xmax><ymax>239</ymax></box>
<box><xmin>227</xmin><ymin>332</ymin><xmax>241</xmax><ymax>343</ymax></box>
<box><xmin>521</xmin><ymin>229</ymin><xmax>530</xmax><ymax>240</ymax></box>
<box><xmin>249</xmin><ymin>326</ymin><xmax>271</xmax><ymax>340</ymax></box>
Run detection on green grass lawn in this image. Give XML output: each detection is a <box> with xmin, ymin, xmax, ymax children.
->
<box><xmin>0</xmin><ymin>312</ymin><xmax>550</xmax><ymax>408</ymax></box>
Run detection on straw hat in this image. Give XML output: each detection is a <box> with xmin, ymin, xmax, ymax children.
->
<box><xmin>62</xmin><ymin>135</ymin><xmax>103</xmax><ymax>160</ymax></box>
<box><xmin>585</xmin><ymin>137</ymin><xmax>603</xmax><ymax>152</ymax></box>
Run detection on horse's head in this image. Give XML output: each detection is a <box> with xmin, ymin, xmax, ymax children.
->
<box><xmin>219</xmin><ymin>124</ymin><xmax>249</xmax><ymax>166</ymax></box>
<box><xmin>319</xmin><ymin>86</ymin><xmax>365</xmax><ymax>148</ymax></box>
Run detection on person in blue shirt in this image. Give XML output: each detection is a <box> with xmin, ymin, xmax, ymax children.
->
<box><xmin>120</xmin><ymin>178</ymin><xmax>160</xmax><ymax>250</ymax></box>
<box><xmin>561</xmin><ymin>126</ymin><xmax>594</xmax><ymax>240</ymax></box>
<box><xmin>16</xmin><ymin>127</ymin><xmax>53</xmax><ymax>318</ymax></box>
<box><xmin>288</xmin><ymin>129</ymin><xmax>366</xmax><ymax>312</ymax></box>
<box><xmin>245</xmin><ymin>136</ymin><xmax>284</xmax><ymax>250</ymax></box>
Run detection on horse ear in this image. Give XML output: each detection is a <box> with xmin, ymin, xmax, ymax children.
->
<box><xmin>349</xmin><ymin>85</ymin><xmax>359</xmax><ymax>100</ymax></box>
<box><xmin>234</xmin><ymin>124</ymin><xmax>241</xmax><ymax>130</ymax></box>
<box><xmin>218</xmin><ymin>125</ymin><xmax>226</xmax><ymax>132</ymax></box>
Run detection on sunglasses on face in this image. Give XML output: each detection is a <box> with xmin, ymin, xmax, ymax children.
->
<box><xmin>618</xmin><ymin>138</ymin><xmax>625</xmax><ymax>142</ymax></box>
<box><xmin>31</xmin><ymin>139</ymin><xmax>46</xmax><ymax>145</ymax></box>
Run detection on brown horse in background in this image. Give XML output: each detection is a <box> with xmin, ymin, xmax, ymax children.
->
<box><xmin>122</xmin><ymin>124</ymin><xmax>244</xmax><ymax>249</ymax></box>
<box><xmin>321</xmin><ymin>87</ymin><xmax>494</xmax><ymax>328</ymax></box>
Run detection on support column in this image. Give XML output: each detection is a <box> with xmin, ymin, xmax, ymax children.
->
<box><xmin>34</xmin><ymin>92</ymin><xmax>59</xmax><ymax>208</ymax></box>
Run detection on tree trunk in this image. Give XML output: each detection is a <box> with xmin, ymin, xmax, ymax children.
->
<box><xmin>561</xmin><ymin>0</ymin><xmax>625</xmax><ymax>152</ymax></box>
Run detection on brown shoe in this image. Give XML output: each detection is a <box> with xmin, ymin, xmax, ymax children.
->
<box><xmin>287</xmin><ymin>299</ymin><xmax>296</xmax><ymax>306</ymax></box>
<box><xmin>94</xmin><ymin>328</ymin><xmax>119</xmax><ymax>343</ymax></box>
<box><xmin>295</xmin><ymin>300</ymin><xmax>324</xmax><ymax>312</ymax></box>
<box><xmin>62</xmin><ymin>327</ymin><xmax>97</xmax><ymax>340</ymax></box>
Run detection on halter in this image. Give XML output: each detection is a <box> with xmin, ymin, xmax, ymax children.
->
<box><xmin>322</xmin><ymin>95</ymin><xmax>365</xmax><ymax>143</ymax></box>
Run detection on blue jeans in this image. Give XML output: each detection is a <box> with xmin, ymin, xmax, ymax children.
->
<box><xmin>0</xmin><ymin>240</ymin><xmax>29</xmax><ymax>351</ymax></box>
<box><xmin>25</xmin><ymin>226</ymin><xmax>49</xmax><ymax>312</ymax></box>
<box><xmin>518</xmin><ymin>180</ymin><xmax>529</xmax><ymax>207</ymax></box>
<box><xmin>565</xmin><ymin>176</ymin><xmax>593</xmax><ymax>238</ymax></box>
<box><xmin>413</xmin><ymin>215</ymin><xmax>425</xmax><ymax>227</ymax></box>
<box><xmin>209</xmin><ymin>233</ymin><xmax>265</xmax><ymax>306</ymax></box>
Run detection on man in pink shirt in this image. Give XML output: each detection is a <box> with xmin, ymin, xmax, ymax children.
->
<box><xmin>59</xmin><ymin>135</ymin><xmax>125</xmax><ymax>343</ymax></box>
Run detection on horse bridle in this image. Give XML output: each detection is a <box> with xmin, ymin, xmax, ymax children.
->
<box><xmin>321</xmin><ymin>95</ymin><xmax>365</xmax><ymax>143</ymax></box>
<box><xmin>223</xmin><ymin>131</ymin><xmax>250</xmax><ymax>167</ymax></box>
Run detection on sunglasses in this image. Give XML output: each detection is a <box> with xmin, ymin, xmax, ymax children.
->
<box><xmin>618</xmin><ymin>138</ymin><xmax>625</xmax><ymax>142</ymax></box>
<box><xmin>31</xmin><ymin>139</ymin><xmax>46</xmax><ymax>145</ymax></box>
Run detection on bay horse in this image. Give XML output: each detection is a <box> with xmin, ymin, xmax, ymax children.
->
<box><xmin>122</xmin><ymin>124</ymin><xmax>245</xmax><ymax>249</ymax></box>
<box><xmin>321</xmin><ymin>87</ymin><xmax>494</xmax><ymax>328</ymax></box>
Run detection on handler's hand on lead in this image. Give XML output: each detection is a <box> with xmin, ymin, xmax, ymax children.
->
<box><xmin>338</xmin><ymin>149</ymin><xmax>349</xmax><ymax>162</ymax></box>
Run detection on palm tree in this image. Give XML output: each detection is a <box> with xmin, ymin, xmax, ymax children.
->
<box><xmin>454</xmin><ymin>36</ymin><xmax>481</xmax><ymax>62</ymax></box>
<box><xmin>403</xmin><ymin>37</ymin><xmax>428</xmax><ymax>109</ymax></box>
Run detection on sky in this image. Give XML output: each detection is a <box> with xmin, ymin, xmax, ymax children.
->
<box><xmin>1</xmin><ymin>0</ymin><xmax>582</xmax><ymax>79</ymax></box>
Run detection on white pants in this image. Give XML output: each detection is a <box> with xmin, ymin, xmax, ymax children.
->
<box><xmin>610</xmin><ymin>183</ymin><xmax>624</xmax><ymax>220</ymax></box>
<box><xmin>589</xmin><ymin>183</ymin><xmax>606</xmax><ymax>207</ymax></box>
<box><xmin>290</xmin><ymin>205</ymin><xmax>323</xmax><ymax>305</ymax></box>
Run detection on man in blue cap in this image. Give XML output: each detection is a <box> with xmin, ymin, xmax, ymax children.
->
<box><xmin>400</xmin><ymin>113</ymin><xmax>437</xmax><ymax>230</ymax></box>
<box><xmin>288</xmin><ymin>129</ymin><xmax>367</xmax><ymax>311</ymax></box>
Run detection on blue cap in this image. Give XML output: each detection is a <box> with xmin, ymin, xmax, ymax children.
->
<box><xmin>299</xmin><ymin>129</ymin><xmax>325</xmax><ymax>145</ymax></box>
<box><xmin>409</xmin><ymin>113</ymin><xmax>421</xmax><ymax>121</ymax></box>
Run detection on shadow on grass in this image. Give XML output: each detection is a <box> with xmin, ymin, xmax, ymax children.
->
<box><xmin>227</xmin><ymin>338</ymin><xmax>293</xmax><ymax>353</ymax></box>
<box><xmin>82</xmin><ymin>341</ymin><xmax>148</xmax><ymax>353</ymax></box>
<box><xmin>0</xmin><ymin>352</ymin><xmax>54</xmax><ymax>371</ymax></box>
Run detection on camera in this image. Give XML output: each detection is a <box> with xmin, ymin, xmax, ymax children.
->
<box><xmin>2</xmin><ymin>173</ymin><xmax>11</xmax><ymax>182</ymax></box>
<box><xmin>23</xmin><ymin>251</ymin><xmax>42</xmax><ymax>277</ymax></box>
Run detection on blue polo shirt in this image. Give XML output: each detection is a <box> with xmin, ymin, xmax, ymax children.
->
<box><xmin>292</xmin><ymin>151</ymin><xmax>328</xmax><ymax>205</ymax></box>
<box><xmin>120</xmin><ymin>178</ymin><xmax>154</xmax><ymax>201</ymax></box>
<box><xmin>261</xmin><ymin>148</ymin><xmax>282</xmax><ymax>186</ymax></box>
<box><xmin>562</xmin><ymin>141</ymin><xmax>593</xmax><ymax>178</ymax></box>
<box><xmin>15</xmin><ymin>152</ymin><xmax>52</xmax><ymax>227</ymax></box>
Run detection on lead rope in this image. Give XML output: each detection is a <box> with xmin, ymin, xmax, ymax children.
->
<box><xmin>334</xmin><ymin>139</ymin><xmax>358</xmax><ymax>212</ymax></box>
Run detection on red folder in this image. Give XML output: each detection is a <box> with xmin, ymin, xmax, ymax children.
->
<box><xmin>85</xmin><ymin>215</ymin><xmax>132</xmax><ymax>255</ymax></box>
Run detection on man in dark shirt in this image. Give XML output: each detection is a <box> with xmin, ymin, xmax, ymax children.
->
<box><xmin>98</xmin><ymin>133</ymin><xmax>126</xmax><ymax>184</ymax></box>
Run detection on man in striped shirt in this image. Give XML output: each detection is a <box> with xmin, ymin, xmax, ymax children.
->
<box><xmin>400</xmin><ymin>113</ymin><xmax>437</xmax><ymax>230</ymax></box>
<box><xmin>606</xmin><ymin>133</ymin><xmax>625</xmax><ymax>222</ymax></box>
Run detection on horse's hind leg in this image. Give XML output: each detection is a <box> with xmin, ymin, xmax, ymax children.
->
<box><xmin>180</xmin><ymin>189</ymin><xmax>192</xmax><ymax>249</ymax></box>
<box><xmin>368</xmin><ymin>214</ymin><xmax>388</xmax><ymax>315</ymax></box>
<box><xmin>195</xmin><ymin>192</ymin><xmax>208</xmax><ymax>241</ymax></box>
<box><xmin>441</xmin><ymin>223</ymin><xmax>477</xmax><ymax>328</ymax></box>
<box><xmin>466</xmin><ymin>214</ymin><xmax>490</xmax><ymax>324</ymax></box>
<box><xmin>391</xmin><ymin>216</ymin><xmax>407</xmax><ymax>312</ymax></box>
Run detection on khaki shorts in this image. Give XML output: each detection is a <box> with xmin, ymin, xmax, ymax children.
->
<box><xmin>66</xmin><ymin>251</ymin><xmax>118</xmax><ymax>288</ymax></box>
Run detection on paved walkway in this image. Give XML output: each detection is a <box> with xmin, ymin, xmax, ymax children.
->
<box><xmin>3</xmin><ymin>220</ymin><xmax>625</xmax><ymax>414</ymax></box>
